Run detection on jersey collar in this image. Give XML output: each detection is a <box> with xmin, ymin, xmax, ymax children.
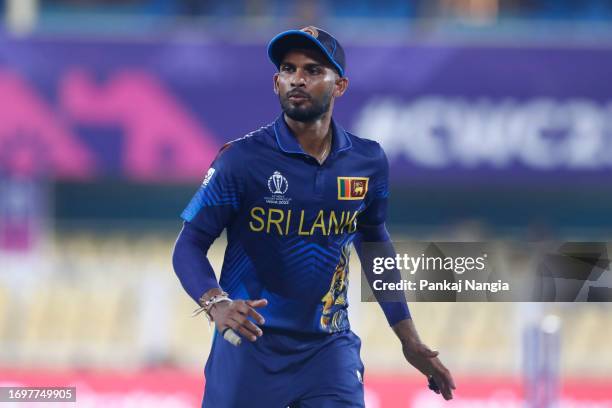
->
<box><xmin>273</xmin><ymin>114</ymin><xmax>353</xmax><ymax>156</ymax></box>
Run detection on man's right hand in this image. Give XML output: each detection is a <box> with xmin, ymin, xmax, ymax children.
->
<box><xmin>209</xmin><ymin>298</ymin><xmax>268</xmax><ymax>342</ymax></box>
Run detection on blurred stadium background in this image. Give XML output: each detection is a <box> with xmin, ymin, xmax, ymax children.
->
<box><xmin>1</xmin><ymin>0</ymin><xmax>612</xmax><ymax>406</ymax></box>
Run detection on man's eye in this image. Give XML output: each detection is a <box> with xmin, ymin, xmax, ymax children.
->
<box><xmin>308</xmin><ymin>67</ymin><xmax>322</xmax><ymax>75</ymax></box>
<box><xmin>281</xmin><ymin>65</ymin><xmax>292</xmax><ymax>72</ymax></box>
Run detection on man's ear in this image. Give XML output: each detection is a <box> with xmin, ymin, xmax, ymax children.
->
<box><xmin>273</xmin><ymin>73</ymin><xmax>280</xmax><ymax>95</ymax></box>
<box><xmin>333</xmin><ymin>76</ymin><xmax>349</xmax><ymax>98</ymax></box>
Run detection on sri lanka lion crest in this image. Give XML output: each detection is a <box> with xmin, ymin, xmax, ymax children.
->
<box><xmin>320</xmin><ymin>244</ymin><xmax>350</xmax><ymax>332</ymax></box>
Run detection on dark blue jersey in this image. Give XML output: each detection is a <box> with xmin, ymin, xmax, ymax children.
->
<box><xmin>181</xmin><ymin>115</ymin><xmax>391</xmax><ymax>334</ymax></box>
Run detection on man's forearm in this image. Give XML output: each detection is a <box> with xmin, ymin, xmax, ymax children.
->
<box><xmin>172</xmin><ymin>222</ymin><xmax>220</xmax><ymax>304</ymax></box>
<box><xmin>354</xmin><ymin>223</ymin><xmax>411</xmax><ymax>325</ymax></box>
<box><xmin>392</xmin><ymin>318</ymin><xmax>422</xmax><ymax>346</ymax></box>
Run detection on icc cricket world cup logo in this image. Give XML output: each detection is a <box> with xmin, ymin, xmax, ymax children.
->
<box><xmin>268</xmin><ymin>171</ymin><xmax>289</xmax><ymax>195</ymax></box>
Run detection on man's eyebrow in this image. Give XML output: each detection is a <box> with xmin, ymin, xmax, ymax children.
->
<box><xmin>280</xmin><ymin>61</ymin><xmax>324</xmax><ymax>68</ymax></box>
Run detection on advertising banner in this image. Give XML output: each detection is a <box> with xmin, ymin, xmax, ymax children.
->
<box><xmin>2</xmin><ymin>35</ymin><xmax>611</xmax><ymax>185</ymax></box>
<box><xmin>1</xmin><ymin>370</ymin><xmax>611</xmax><ymax>407</ymax></box>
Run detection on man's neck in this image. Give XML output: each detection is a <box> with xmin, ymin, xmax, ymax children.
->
<box><xmin>284</xmin><ymin>112</ymin><xmax>333</xmax><ymax>160</ymax></box>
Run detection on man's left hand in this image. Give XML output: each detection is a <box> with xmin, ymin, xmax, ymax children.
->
<box><xmin>401</xmin><ymin>339</ymin><xmax>456</xmax><ymax>400</ymax></box>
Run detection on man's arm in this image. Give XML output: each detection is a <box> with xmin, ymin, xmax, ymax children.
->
<box><xmin>354</xmin><ymin>223</ymin><xmax>456</xmax><ymax>400</ymax></box>
<box><xmin>172</xmin><ymin>144</ymin><xmax>266</xmax><ymax>343</ymax></box>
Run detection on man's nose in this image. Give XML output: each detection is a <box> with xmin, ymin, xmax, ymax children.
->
<box><xmin>290</xmin><ymin>69</ymin><xmax>307</xmax><ymax>87</ymax></box>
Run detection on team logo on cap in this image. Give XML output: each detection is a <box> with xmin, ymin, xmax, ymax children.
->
<box><xmin>300</xmin><ymin>26</ymin><xmax>319</xmax><ymax>38</ymax></box>
<box><xmin>337</xmin><ymin>177</ymin><xmax>368</xmax><ymax>200</ymax></box>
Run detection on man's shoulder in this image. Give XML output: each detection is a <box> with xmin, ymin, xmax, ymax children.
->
<box><xmin>216</xmin><ymin>122</ymin><xmax>275</xmax><ymax>161</ymax></box>
<box><xmin>345</xmin><ymin>130</ymin><xmax>386</xmax><ymax>159</ymax></box>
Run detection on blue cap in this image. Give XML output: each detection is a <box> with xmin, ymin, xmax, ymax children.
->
<box><xmin>267</xmin><ymin>26</ymin><xmax>346</xmax><ymax>77</ymax></box>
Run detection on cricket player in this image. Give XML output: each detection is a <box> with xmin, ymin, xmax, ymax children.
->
<box><xmin>173</xmin><ymin>26</ymin><xmax>455</xmax><ymax>407</ymax></box>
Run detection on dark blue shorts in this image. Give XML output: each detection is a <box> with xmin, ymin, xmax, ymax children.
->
<box><xmin>202</xmin><ymin>328</ymin><xmax>365</xmax><ymax>408</ymax></box>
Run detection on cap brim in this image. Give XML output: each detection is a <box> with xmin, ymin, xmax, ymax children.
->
<box><xmin>267</xmin><ymin>30</ymin><xmax>344</xmax><ymax>77</ymax></box>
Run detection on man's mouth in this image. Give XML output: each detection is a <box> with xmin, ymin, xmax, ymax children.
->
<box><xmin>287</xmin><ymin>91</ymin><xmax>310</xmax><ymax>101</ymax></box>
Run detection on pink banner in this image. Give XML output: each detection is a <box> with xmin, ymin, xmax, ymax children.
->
<box><xmin>1</xmin><ymin>369</ymin><xmax>610</xmax><ymax>407</ymax></box>
<box><xmin>0</xmin><ymin>68</ymin><xmax>219</xmax><ymax>181</ymax></box>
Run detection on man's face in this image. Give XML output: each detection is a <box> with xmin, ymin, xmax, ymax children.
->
<box><xmin>273</xmin><ymin>49</ymin><xmax>347</xmax><ymax>122</ymax></box>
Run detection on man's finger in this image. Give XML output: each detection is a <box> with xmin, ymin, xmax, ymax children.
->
<box><xmin>432</xmin><ymin>374</ymin><xmax>453</xmax><ymax>400</ymax></box>
<box><xmin>237</xmin><ymin>325</ymin><xmax>259</xmax><ymax>342</ymax></box>
<box><xmin>229</xmin><ymin>317</ymin><xmax>260</xmax><ymax>342</ymax></box>
<box><xmin>242</xmin><ymin>319</ymin><xmax>263</xmax><ymax>338</ymax></box>
<box><xmin>430</xmin><ymin>360</ymin><xmax>455</xmax><ymax>399</ymax></box>
<box><xmin>246</xmin><ymin>298</ymin><xmax>268</xmax><ymax>308</ymax></box>
<box><xmin>448</xmin><ymin>372</ymin><xmax>457</xmax><ymax>390</ymax></box>
<box><xmin>230</xmin><ymin>316</ymin><xmax>260</xmax><ymax>339</ymax></box>
<box><xmin>246</xmin><ymin>299</ymin><xmax>267</xmax><ymax>324</ymax></box>
<box><xmin>247</xmin><ymin>306</ymin><xmax>266</xmax><ymax>325</ymax></box>
<box><xmin>427</xmin><ymin>376</ymin><xmax>440</xmax><ymax>394</ymax></box>
<box><xmin>432</xmin><ymin>360</ymin><xmax>456</xmax><ymax>390</ymax></box>
<box><xmin>227</xmin><ymin>316</ymin><xmax>257</xmax><ymax>341</ymax></box>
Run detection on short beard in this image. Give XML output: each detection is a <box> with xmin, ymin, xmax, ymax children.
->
<box><xmin>279</xmin><ymin>88</ymin><xmax>333</xmax><ymax>123</ymax></box>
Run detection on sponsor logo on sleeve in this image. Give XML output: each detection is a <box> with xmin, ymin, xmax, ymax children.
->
<box><xmin>201</xmin><ymin>167</ymin><xmax>216</xmax><ymax>187</ymax></box>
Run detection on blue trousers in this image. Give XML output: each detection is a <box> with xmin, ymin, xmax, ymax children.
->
<box><xmin>202</xmin><ymin>328</ymin><xmax>365</xmax><ymax>408</ymax></box>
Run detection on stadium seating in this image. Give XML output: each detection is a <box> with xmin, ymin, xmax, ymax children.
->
<box><xmin>1</xmin><ymin>232</ymin><xmax>611</xmax><ymax>378</ymax></box>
